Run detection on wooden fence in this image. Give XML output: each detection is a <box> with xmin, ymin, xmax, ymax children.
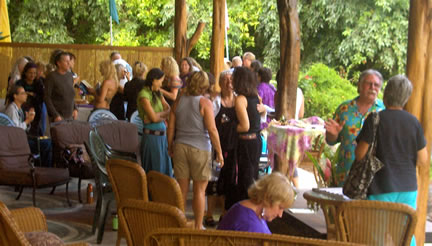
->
<box><xmin>0</xmin><ymin>43</ymin><xmax>173</xmax><ymax>97</ymax></box>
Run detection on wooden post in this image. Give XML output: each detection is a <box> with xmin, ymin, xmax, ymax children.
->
<box><xmin>276</xmin><ymin>0</ymin><xmax>300</xmax><ymax>120</ymax></box>
<box><xmin>405</xmin><ymin>1</ymin><xmax>432</xmax><ymax>245</ymax></box>
<box><xmin>209</xmin><ymin>0</ymin><xmax>225</xmax><ymax>92</ymax></box>
<box><xmin>274</xmin><ymin>0</ymin><xmax>301</xmax><ymax>176</ymax></box>
<box><xmin>174</xmin><ymin>0</ymin><xmax>206</xmax><ymax>63</ymax></box>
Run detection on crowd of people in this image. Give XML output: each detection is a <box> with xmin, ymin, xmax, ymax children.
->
<box><xmin>2</xmin><ymin>49</ymin><xmax>427</xmax><ymax>236</ymax></box>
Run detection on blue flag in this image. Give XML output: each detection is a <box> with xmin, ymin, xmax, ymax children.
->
<box><xmin>109</xmin><ymin>0</ymin><xmax>119</xmax><ymax>24</ymax></box>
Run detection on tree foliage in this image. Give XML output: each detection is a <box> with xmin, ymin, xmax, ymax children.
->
<box><xmin>8</xmin><ymin>0</ymin><xmax>409</xmax><ymax>77</ymax></box>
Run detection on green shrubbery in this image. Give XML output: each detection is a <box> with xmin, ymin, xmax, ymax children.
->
<box><xmin>299</xmin><ymin>63</ymin><xmax>358</xmax><ymax>120</ymax></box>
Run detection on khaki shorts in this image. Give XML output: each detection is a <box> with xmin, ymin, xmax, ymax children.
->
<box><xmin>173</xmin><ymin>143</ymin><xmax>211</xmax><ymax>181</ymax></box>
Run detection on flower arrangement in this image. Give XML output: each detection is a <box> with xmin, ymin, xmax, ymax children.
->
<box><xmin>305</xmin><ymin>141</ymin><xmax>340</xmax><ymax>187</ymax></box>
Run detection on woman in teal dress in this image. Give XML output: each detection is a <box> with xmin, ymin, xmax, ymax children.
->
<box><xmin>137</xmin><ymin>68</ymin><xmax>172</xmax><ymax>176</ymax></box>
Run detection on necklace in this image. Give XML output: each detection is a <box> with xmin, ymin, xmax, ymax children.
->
<box><xmin>221</xmin><ymin>95</ymin><xmax>234</xmax><ymax>108</ymax></box>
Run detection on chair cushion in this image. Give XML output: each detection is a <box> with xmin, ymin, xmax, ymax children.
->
<box><xmin>34</xmin><ymin>167</ymin><xmax>70</xmax><ymax>187</ymax></box>
<box><xmin>96</xmin><ymin>121</ymin><xmax>139</xmax><ymax>155</ymax></box>
<box><xmin>0</xmin><ymin>126</ymin><xmax>31</xmax><ymax>169</ymax></box>
<box><xmin>0</xmin><ymin>167</ymin><xmax>33</xmax><ymax>185</ymax></box>
<box><xmin>24</xmin><ymin>231</ymin><xmax>64</xmax><ymax>246</ymax></box>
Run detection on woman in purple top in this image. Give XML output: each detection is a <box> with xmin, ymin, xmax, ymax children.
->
<box><xmin>257</xmin><ymin>67</ymin><xmax>275</xmax><ymax>129</ymax></box>
<box><xmin>217</xmin><ymin>172</ymin><xmax>294</xmax><ymax>234</ymax></box>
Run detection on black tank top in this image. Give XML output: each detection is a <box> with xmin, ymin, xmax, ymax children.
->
<box><xmin>215</xmin><ymin>105</ymin><xmax>237</xmax><ymax>151</ymax></box>
<box><xmin>245</xmin><ymin>95</ymin><xmax>260</xmax><ymax>134</ymax></box>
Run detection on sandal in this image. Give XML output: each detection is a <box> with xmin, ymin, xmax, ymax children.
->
<box><xmin>204</xmin><ymin>216</ymin><xmax>217</xmax><ymax>227</ymax></box>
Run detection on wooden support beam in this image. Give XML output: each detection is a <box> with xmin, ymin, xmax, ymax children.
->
<box><xmin>276</xmin><ymin>0</ymin><xmax>300</xmax><ymax>120</ymax></box>
<box><xmin>210</xmin><ymin>0</ymin><xmax>225</xmax><ymax>91</ymax></box>
<box><xmin>174</xmin><ymin>0</ymin><xmax>206</xmax><ymax>63</ymax></box>
<box><xmin>406</xmin><ymin>1</ymin><xmax>432</xmax><ymax>245</ymax></box>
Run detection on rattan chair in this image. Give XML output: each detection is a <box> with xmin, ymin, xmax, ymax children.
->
<box><xmin>106</xmin><ymin>159</ymin><xmax>149</xmax><ymax>246</ymax></box>
<box><xmin>147</xmin><ymin>170</ymin><xmax>185</xmax><ymax>212</ymax></box>
<box><xmin>335</xmin><ymin>200</ymin><xmax>417</xmax><ymax>246</ymax></box>
<box><xmin>145</xmin><ymin>228</ymin><xmax>362</xmax><ymax>246</ymax></box>
<box><xmin>0</xmin><ymin>201</ymin><xmax>89</xmax><ymax>246</ymax></box>
<box><xmin>119</xmin><ymin>199</ymin><xmax>188</xmax><ymax>246</ymax></box>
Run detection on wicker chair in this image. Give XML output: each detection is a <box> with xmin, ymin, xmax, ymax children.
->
<box><xmin>147</xmin><ymin>170</ymin><xmax>185</xmax><ymax>212</ymax></box>
<box><xmin>0</xmin><ymin>125</ymin><xmax>70</xmax><ymax>207</ymax></box>
<box><xmin>106</xmin><ymin>159</ymin><xmax>149</xmax><ymax>246</ymax></box>
<box><xmin>0</xmin><ymin>201</ymin><xmax>89</xmax><ymax>246</ymax></box>
<box><xmin>145</xmin><ymin>228</ymin><xmax>363</xmax><ymax>246</ymax></box>
<box><xmin>335</xmin><ymin>200</ymin><xmax>417</xmax><ymax>246</ymax></box>
<box><xmin>119</xmin><ymin>199</ymin><xmax>188</xmax><ymax>246</ymax></box>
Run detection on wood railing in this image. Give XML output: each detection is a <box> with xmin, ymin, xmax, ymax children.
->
<box><xmin>0</xmin><ymin>43</ymin><xmax>173</xmax><ymax>97</ymax></box>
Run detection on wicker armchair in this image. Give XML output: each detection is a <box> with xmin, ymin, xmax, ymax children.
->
<box><xmin>147</xmin><ymin>170</ymin><xmax>184</xmax><ymax>212</ymax></box>
<box><xmin>119</xmin><ymin>199</ymin><xmax>188</xmax><ymax>246</ymax></box>
<box><xmin>335</xmin><ymin>200</ymin><xmax>417</xmax><ymax>246</ymax></box>
<box><xmin>0</xmin><ymin>201</ymin><xmax>89</xmax><ymax>246</ymax></box>
<box><xmin>106</xmin><ymin>159</ymin><xmax>149</xmax><ymax>246</ymax></box>
<box><xmin>145</xmin><ymin>228</ymin><xmax>362</xmax><ymax>246</ymax></box>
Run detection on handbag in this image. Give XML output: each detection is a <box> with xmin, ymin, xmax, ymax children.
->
<box><xmin>343</xmin><ymin>112</ymin><xmax>384</xmax><ymax>199</ymax></box>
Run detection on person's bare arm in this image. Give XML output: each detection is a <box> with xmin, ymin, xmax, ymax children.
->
<box><xmin>95</xmin><ymin>80</ymin><xmax>111</xmax><ymax>106</ymax></box>
<box><xmin>157</xmin><ymin>95</ymin><xmax>171</xmax><ymax>119</ymax></box>
<box><xmin>298</xmin><ymin>91</ymin><xmax>305</xmax><ymax>119</ymax></box>
<box><xmin>139</xmin><ymin>98</ymin><xmax>166</xmax><ymax>123</ymax></box>
<box><xmin>201</xmin><ymin>97</ymin><xmax>224</xmax><ymax>167</ymax></box>
<box><xmin>160</xmin><ymin>87</ymin><xmax>180</xmax><ymax>101</ymax></box>
<box><xmin>235</xmin><ymin>95</ymin><xmax>249</xmax><ymax>132</ymax></box>
<box><xmin>167</xmin><ymin>101</ymin><xmax>177</xmax><ymax>157</ymax></box>
<box><xmin>416</xmin><ymin>146</ymin><xmax>429</xmax><ymax>186</ymax></box>
<box><xmin>355</xmin><ymin>140</ymin><xmax>369</xmax><ymax>161</ymax></box>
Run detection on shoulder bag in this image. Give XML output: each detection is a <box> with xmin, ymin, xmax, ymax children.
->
<box><xmin>343</xmin><ymin>112</ymin><xmax>384</xmax><ymax>199</ymax></box>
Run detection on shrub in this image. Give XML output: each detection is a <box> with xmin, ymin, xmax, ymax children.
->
<box><xmin>299</xmin><ymin>63</ymin><xmax>358</xmax><ymax>120</ymax></box>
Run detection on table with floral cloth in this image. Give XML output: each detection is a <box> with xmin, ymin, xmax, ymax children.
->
<box><xmin>266</xmin><ymin>116</ymin><xmax>326</xmax><ymax>177</ymax></box>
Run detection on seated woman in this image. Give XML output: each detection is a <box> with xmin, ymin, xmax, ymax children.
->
<box><xmin>15</xmin><ymin>62</ymin><xmax>45</xmax><ymax>136</ymax></box>
<box><xmin>4</xmin><ymin>85</ymin><xmax>53</xmax><ymax>167</ymax></box>
<box><xmin>217</xmin><ymin>172</ymin><xmax>294</xmax><ymax>234</ymax></box>
<box><xmin>94</xmin><ymin>60</ymin><xmax>118</xmax><ymax>109</ymax></box>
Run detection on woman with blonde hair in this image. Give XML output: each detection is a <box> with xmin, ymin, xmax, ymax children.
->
<box><xmin>218</xmin><ymin>172</ymin><xmax>294</xmax><ymax>233</ymax></box>
<box><xmin>124</xmin><ymin>61</ymin><xmax>148</xmax><ymax>119</ymax></box>
<box><xmin>168</xmin><ymin>71</ymin><xmax>223</xmax><ymax>229</ymax></box>
<box><xmin>94</xmin><ymin>60</ymin><xmax>118</xmax><ymax>109</ymax></box>
<box><xmin>160</xmin><ymin>56</ymin><xmax>182</xmax><ymax>105</ymax></box>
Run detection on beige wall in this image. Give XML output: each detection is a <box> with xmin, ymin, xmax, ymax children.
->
<box><xmin>0</xmin><ymin>43</ymin><xmax>173</xmax><ymax>97</ymax></box>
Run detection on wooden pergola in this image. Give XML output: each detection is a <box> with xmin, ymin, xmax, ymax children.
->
<box><xmin>175</xmin><ymin>0</ymin><xmax>431</xmax><ymax>244</ymax></box>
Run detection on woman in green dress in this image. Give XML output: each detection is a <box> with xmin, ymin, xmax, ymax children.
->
<box><xmin>137</xmin><ymin>68</ymin><xmax>172</xmax><ymax>176</ymax></box>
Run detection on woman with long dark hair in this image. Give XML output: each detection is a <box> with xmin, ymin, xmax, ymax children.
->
<box><xmin>137</xmin><ymin>68</ymin><xmax>172</xmax><ymax>176</ymax></box>
<box><xmin>230</xmin><ymin>67</ymin><xmax>263</xmax><ymax>208</ymax></box>
<box><xmin>15</xmin><ymin>62</ymin><xmax>45</xmax><ymax>136</ymax></box>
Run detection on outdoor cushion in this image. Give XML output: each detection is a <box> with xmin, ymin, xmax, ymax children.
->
<box><xmin>24</xmin><ymin>231</ymin><xmax>64</xmax><ymax>246</ymax></box>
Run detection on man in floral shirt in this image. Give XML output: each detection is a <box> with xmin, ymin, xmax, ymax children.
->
<box><xmin>325</xmin><ymin>69</ymin><xmax>385</xmax><ymax>186</ymax></box>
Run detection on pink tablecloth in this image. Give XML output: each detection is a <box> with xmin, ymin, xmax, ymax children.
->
<box><xmin>267</xmin><ymin>116</ymin><xmax>325</xmax><ymax>176</ymax></box>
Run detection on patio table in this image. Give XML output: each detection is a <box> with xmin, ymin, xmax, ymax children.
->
<box><xmin>303</xmin><ymin>187</ymin><xmax>350</xmax><ymax>240</ymax></box>
<box><xmin>266</xmin><ymin>116</ymin><xmax>325</xmax><ymax>177</ymax></box>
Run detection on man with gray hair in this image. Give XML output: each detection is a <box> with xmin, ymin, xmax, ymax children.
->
<box><xmin>325</xmin><ymin>69</ymin><xmax>385</xmax><ymax>186</ymax></box>
<box><xmin>110</xmin><ymin>51</ymin><xmax>133</xmax><ymax>80</ymax></box>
